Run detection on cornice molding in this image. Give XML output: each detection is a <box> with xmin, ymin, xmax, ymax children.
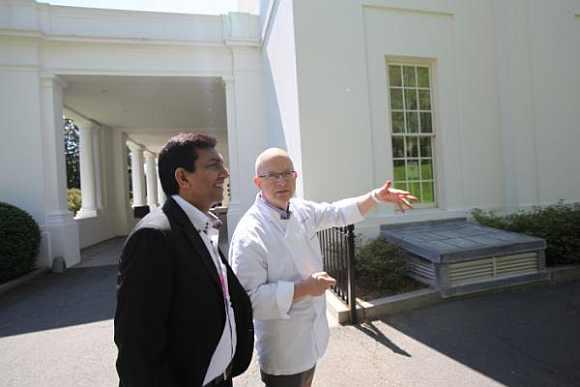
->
<box><xmin>0</xmin><ymin>64</ymin><xmax>39</xmax><ymax>72</ymax></box>
<box><xmin>224</xmin><ymin>39</ymin><xmax>261</xmax><ymax>48</ymax></box>
<box><xmin>1</xmin><ymin>4</ymin><xmax>260</xmax><ymax>48</ymax></box>
<box><xmin>0</xmin><ymin>29</ymin><xmax>43</xmax><ymax>38</ymax></box>
<box><xmin>361</xmin><ymin>0</ymin><xmax>455</xmax><ymax>17</ymax></box>
<box><xmin>126</xmin><ymin>140</ymin><xmax>144</xmax><ymax>152</ymax></box>
<box><xmin>39</xmin><ymin>73</ymin><xmax>68</xmax><ymax>89</ymax></box>
<box><xmin>0</xmin><ymin>29</ymin><xmax>235</xmax><ymax>48</ymax></box>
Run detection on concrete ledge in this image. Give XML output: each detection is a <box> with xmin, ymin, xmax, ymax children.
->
<box><xmin>327</xmin><ymin>264</ymin><xmax>580</xmax><ymax>324</ymax></box>
<box><xmin>441</xmin><ymin>272</ymin><xmax>550</xmax><ymax>298</ymax></box>
<box><xmin>356</xmin><ymin>288</ymin><xmax>442</xmax><ymax>322</ymax></box>
<box><xmin>0</xmin><ymin>268</ymin><xmax>49</xmax><ymax>297</ymax></box>
<box><xmin>327</xmin><ymin>288</ymin><xmax>442</xmax><ymax>324</ymax></box>
<box><xmin>547</xmin><ymin>264</ymin><xmax>580</xmax><ymax>282</ymax></box>
<box><xmin>326</xmin><ymin>290</ymin><xmax>351</xmax><ymax>324</ymax></box>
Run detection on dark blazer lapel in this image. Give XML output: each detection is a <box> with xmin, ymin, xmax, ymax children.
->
<box><xmin>162</xmin><ymin>197</ymin><xmax>221</xmax><ymax>293</ymax></box>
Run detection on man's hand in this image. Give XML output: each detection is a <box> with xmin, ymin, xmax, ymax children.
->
<box><xmin>374</xmin><ymin>180</ymin><xmax>417</xmax><ymax>212</ymax></box>
<box><xmin>293</xmin><ymin>272</ymin><xmax>336</xmax><ymax>301</ymax></box>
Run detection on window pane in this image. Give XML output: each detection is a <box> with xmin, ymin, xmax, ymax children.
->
<box><xmin>421</xmin><ymin>159</ymin><xmax>433</xmax><ymax>179</ymax></box>
<box><xmin>404</xmin><ymin>89</ymin><xmax>418</xmax><ymax>110</ymax></box>
<box><xmin>392</xmin><ymin>137</ymin><xmax>405</xmax><ymax>158</ymax></box>
<box><xmin>420</xmin><ymin>112</ymin><xmax>432</xmax><ymax>133</ymax></box>
<box><xmin>421</xmin><ymin>181</ymin><xmax>434</xmax><ymax>203</ymax></box>
<box><xmin>394</xmin><ymin>181</ymin><xmax>408</xmax><ymax>192</ymax></box>
<box><xmin>406</xmin><ymin>111</ymin><xmax>419</xmax><ymax>133</ymax></box>
<box><xmin>409</xmin><ymin>182</ymin><xmax>421</xmax><ymax>200</ymax></box>
<box><xmin>407</xmin><ymin>160</ymin><xmax>419</xmax><ymax>180</ymax></box>
<box><xmin>390</xmin><ymin>88</ymin><xmax>403</xmax><ymax>109</ymax></box>
<box><xmin>417</xmin><ymin>67</ymin><xmax>430</xmax><ymax>88</ymax></box>
<box><xmin>406</xmin><ymin>136</ymin><xmax>419</xmax><ymax>158</ymax></box>
<box><xmin>403</xmin><ymin>66</ymin><xmax>416</xmax><ymax>87</ymax></box>
<box><xmin>391</xmin><ymin>112</ymin><xmax>404</xmax><ymax>133</ymax></box>
<box><xmin>388</xmin><ymin>65</ymin><xmax>402</xmax><ymax>87</ymax></box>
<box><xmin>420</xmin><ymin>138</ymin><xmax>432</xmax><ymax>158</ymax></box>
<box><xmin>387</xmin><ymin>63</ymin><xmax>436</xmax><ymax>206</ymax></box>
<box><xmin>419</xmin><ymin>90</ymin><xmax>431</xmax><ymax>110</ymax></box>
<box><xmin>393</xmin><ymin>160</ymin><xmax>406</xmax><ymax>181</ymax></box>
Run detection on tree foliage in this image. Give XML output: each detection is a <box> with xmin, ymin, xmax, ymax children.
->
<box><xmin>64</xmin><ymin>118</ymin><xmax>80</xmax><ymax>189</ymax></box>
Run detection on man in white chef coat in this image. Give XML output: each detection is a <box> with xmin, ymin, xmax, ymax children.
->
<box><xmin>230</xmin><ymin>148</ymin><xmax>416</xmax><ymax>387</ymax></box>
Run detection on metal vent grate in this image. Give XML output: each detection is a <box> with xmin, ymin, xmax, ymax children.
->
<box><xmin>449</xmin><ymin>258</ymin><xmax>494</xmax><ymax>284</ymax></box>
<box><xmin>407</xmin><ymin>255</ymin><xmax>435</xmax><ymax>281</ymax></box>
<box><xmin>495</xmin><ymin>252</ymin><xmax>539</xmax><ymax>276</ymax></box>
<box><xmin>449</xmin><ymin>252</ymin><xmax>539</xmax><ymax>286</ymax></box>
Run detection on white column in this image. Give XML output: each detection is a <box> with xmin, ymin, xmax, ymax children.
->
<box><xmin>144</xmin><ymin>150</ymin><xmax>158</xmax><ymax>209</ymax></box>
<box><xmin>77</xmin><ymin>123</ymin><xmax>99</xmax><ymax>218</ymax></box>
<box><xmin>127</xmin><ymin>142</ymin><xmax>146</xmax><ymax>207</ymax></box>
<box><xmin>112</xmin><ymin>131</ymin><xmax>133</xmax><ymax>235</ymax></box>
<box><xmin>39</xmin><ymin>74</ymin><xmax>80</xmax><ymax>268</ymax></box>
<box><xmin>93</xmin><ymin>126</ymin><xmax>104</xmax><ymax>209</ymax></box>
<box><xmin>222</xmin><ymin>65</ymin><xmax>267</xmax><ymax>239</ymax></box>
<box><xmin>156</xmin><ymin>158</ymin><xmax>167</xmax><ymax>206</ymax></box>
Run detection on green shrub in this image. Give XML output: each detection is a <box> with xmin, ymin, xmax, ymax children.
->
<box><xmin>355</xmin><ymin>237</ymin><xmax>424</xmax><ymax>300</ymax></box>
<box><xmin>472</xmin><ymin>202</ymin><xmax>580</xmax><ymax>266</ymax></box>
<box><xmin>67</xmin><ymin>188</ymin><xmax>82</xmax><ymax>215</ymax></box>
<box><xmin>0</xmin><ymin>202</ymin><xmax>41</xmax><ymax>283</ymax></box>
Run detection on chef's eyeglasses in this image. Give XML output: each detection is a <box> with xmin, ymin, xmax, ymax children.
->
<box><xmin>258</xmin><ymin>170</ymin><xmax>297</xmax><ymax>182</ymax></box>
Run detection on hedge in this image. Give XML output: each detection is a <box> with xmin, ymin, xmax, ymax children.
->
<box><xmin>472</xmin><ymin>202</ymin><xmax>580</xmax><ymax>266</ymax></box>
<box><xmin>0</xmin><ymin>202</ymin><xmax>41</xmax><ymax>283</ymax></box>
<box><xmin>355</xmin><ymin>237</ymin><xmax>424</xmax><ymax>300</ymax></box>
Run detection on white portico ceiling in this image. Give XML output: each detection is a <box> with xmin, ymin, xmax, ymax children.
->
<box><xmin>122</xmin><ymin>129</ymin><xmax>229</xmax><ymax>156</ymax></box>
<box><xmin>62</xmin><ymin>75</ymin><xmax>227</xmax><ymax>130</ymax></box>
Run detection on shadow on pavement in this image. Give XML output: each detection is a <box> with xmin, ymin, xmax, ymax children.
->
<box><xmin>0</xmin><ymin>238</ymin><xmax>123</xmax><ymax>338</ymax></box>
<box><xmin>378</xmin><ymin>281</ymin><xmax>580</xmax><ymax>387</ymax></box>
<box><xmin>0</xmin><ymin>265</ymin><xmax>117</xmax><ymax>338</ymax></box>
<box><xmin>355</xmin><ymin>321</ymin><xmax>411</xmax><ymax>357</ymax></box>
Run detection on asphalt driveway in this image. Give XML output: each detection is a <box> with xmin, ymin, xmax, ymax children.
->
<box><xmin>1</xmin><ymin>238</ymin><xmax>578</xmax><ymax>386</ymax></box>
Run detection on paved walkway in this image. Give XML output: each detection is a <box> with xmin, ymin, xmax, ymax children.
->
<box><xmin>0</xmin><ymin>238</ymin><xmax>579</xmax><ymax>386</ymax></box>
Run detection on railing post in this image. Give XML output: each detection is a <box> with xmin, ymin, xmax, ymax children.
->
<box><xmin>346</xmin><ymin>224</ymin><xmax>357</xmax><ymax>324</ymax></box>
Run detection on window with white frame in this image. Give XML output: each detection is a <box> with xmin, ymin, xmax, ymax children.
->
<box><xmin>387</xmin><ymin>62</ymin><xmax>436</xmax><ymax>206</ymax></box>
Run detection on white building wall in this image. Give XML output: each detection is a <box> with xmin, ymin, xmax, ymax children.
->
<box><xmin>1</xmin><ymin>0</ymin><xmax>578</xmax><ymax>261</ymax></box>
<box><xmin>225</xmin><ymin>46</ymin><xmax>268</xmax><ymax>226</ymax></box>
<box><xmin>453</xmin><ymin>1</ymin><xmax>505</xmax><ymax>210</ymax></box>
<box><xmin>262</xmin><ymin>0</ymin><xmax>304</xmax><ymax>197</ymax></box>
<box><xmin>292</xmin><ymin>0</ymin><xmax>375</xmax><ymax>203</ymax></box>
<box><xmin>274</xmin><ymin>0</ymin><xmax>580</xmax><ymax>231</ymax></box>
<box><xmin>526</xmin><ymin>0</ymin><xmax>580</xmax><ymax>205</ymax></box>
<box><xmin>0</xmin><ymin>62</ymin><xmax>45</xmax><ymax>222</ymax></box>
<box><xmin>0</xmin><ymin>35</ymin><xmax>80</xmax><ymax>267</ymax></box>
<box><xmin>1</xmin><ymin>1</ymin><xmax>264</xmax><ymax>263</ymax></box>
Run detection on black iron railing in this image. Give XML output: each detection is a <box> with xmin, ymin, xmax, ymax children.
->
<box><xmin>317</xmin><ymin>224</ymin><xmax>357</xmax><ymax>324</ymax></box>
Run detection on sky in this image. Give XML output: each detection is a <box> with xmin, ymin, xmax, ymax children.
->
<box><xmin>45</xmin><ymin>0</ymin><xmax>248</xmax><ymax>15</ymax></box>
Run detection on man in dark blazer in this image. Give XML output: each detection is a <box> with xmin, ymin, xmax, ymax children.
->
<box><xmin>114</xmin><ymin>133</ymin><xmax>253</xmax><ymax>387</ymax></box>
